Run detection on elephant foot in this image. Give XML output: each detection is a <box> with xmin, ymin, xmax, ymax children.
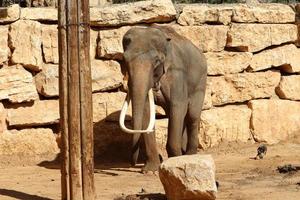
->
<box><xmin>141</xmin><ymin>160</ymin><xmax>160</xmax><ymax>173</ymax></box>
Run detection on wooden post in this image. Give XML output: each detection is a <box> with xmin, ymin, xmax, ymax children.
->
<box><xmin>58</xmin><ymin>0</ymin><xmax>95</xmax><ymax>199</ymax></box>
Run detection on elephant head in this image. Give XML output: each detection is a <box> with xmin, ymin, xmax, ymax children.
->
<box><xmin>119</xmin><ymin>26</ymin><xmax>170</xmax><ymax>165</ymax></box>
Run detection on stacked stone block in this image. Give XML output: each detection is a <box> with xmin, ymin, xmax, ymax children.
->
<box><xmin>0</xmin><ymin>0</ymin><xmax>299</xmax><ymax>164</ymax></box>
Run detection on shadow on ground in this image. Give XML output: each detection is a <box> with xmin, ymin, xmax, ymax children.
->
<box><xmin>0</xmin><ymin>189</ymin><xmax>53</xmax><ymax>200</ymax></box>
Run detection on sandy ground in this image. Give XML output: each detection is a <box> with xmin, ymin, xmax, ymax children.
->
<box><xmin>0</xmin><ymin>138</ymin><xmax>300</xmax><ymax>200</ymax></box>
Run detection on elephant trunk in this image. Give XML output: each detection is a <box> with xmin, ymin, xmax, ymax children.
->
<box><xmin>119</xmin><ymin>80</ymin><xmax>156</xmax><ymax>165</ymax></box>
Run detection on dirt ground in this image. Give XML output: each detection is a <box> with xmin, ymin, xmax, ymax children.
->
<box><xmin>0</xmin><ymin>137</ymin><xmax>300</xmax><ymax>200</ymax></box>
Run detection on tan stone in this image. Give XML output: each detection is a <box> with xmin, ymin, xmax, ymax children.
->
<box><xmin>90</xmin><ymin>0</ymin><xmax>112</xmax><ymax>7</ymax></box>
<box><xmin>21</xmin><ymin>7</ymin><xmax>57</xmax><ymax>22</ymax></box>
<box><xmin>250</xmin><ymin>44</ymin><xmax>300</xmax><ymax>73</ymax></box>
<box><xmin>0</xmin><ymin>26</ymin><xmax>9</xmax><ymax>65</ymax></box>
<box><xmin>178</xmin><ymin>4</ymin><xmax>233</xmax><ymax>25</ymax></box>
<box><xmin>205</xmin><ymin>51</ymin><xmax>252</xmax><ymax>75</ymax></box>
<box><xmin>249</xmin><ymin>99</ymin><xmax>300</xmax><ymax>144</ymax></box>
<box><xmin>90</xmin><ymin>30</ymin><xmax>99</xmax><ymax>60</ymax></box>
<box><xmin>0</xmin><ymin>65</ymin><xmax>38</xmax><ymax>103</ymax></box>
<box><xmin>159</xmin><ymin>154</ymin><xmax>217</xmax><ymax>200</ymax></box>
<box><xmin>0</xmin><ymin>128</ymin><xmax>59</xmax><ymax>156</ymax></box>
<box><xmin>172</xmin><ymin>25</ymin><xmax>229</xmax><ymax>52</ymax></box>
<box><xmin>93</xmin><ymin>92</ymin><xmax>130</xmax><ymax>123</ymax></box>
<box><xmin>232</xmin><ymin>4</ymin><xmax>295</xmax><ymax>23</ymax></box>
<box><xmin>7</xmin><ymin>100</ymin><xmax>59</xmax><ymax>127</ymax></box>
<box><xmin>210</xmin><ymin>71</ymin><xmax>281</xmax><ymax>106</ymax></box>
<box><xmin>155</xmin><ymin>119</ymin><xmax>168</xmax><ymax>156</ymax></box>
<box><xmin>90</xmin><ymin>0</ymin><xmax>176</xmax><ymax>27</ymax></box>
<box><xmin>10</xmin><ymin>20</ymin><xmax>43</xmax><ymax>72</ymax></box>
<box><xmin>97</xmin><ymin>26</ymin><xmax>131</xmax><ymax>59</ymax></box>
<box><xmin>199</xmin><ymin>105</ymin><xmax>252</xmax><ymax>149</ymax></box>
<box><xmin>91</xmin><ymin>60</ymin><xmax>123</xmax><ymax>92</ymax></box>
<box><xmin>203</xmin><ymin>81</ymin><xmax>212</xmax><ymax>110</ymax></box>
<box><xmin>35</xmin><ymin>61</ymin><xmax>123</xmax><ymax>97</ymax></box>
<box><xmin>0</xmin><ymin>4</ymin><xmax>20</xmax><ymax>24</ymax></box>
<box><xmin>227</xmin><ymin>24</ymin><xmax>298</xmax><ymax>52</ymax></box>
<box><xmin>0</xmin><ymin>103</ymin><xmax>7</xmax><ymax>133</ymax></box>
<box><xmin>93</xmin><ymin>121</ymin><xmax>131</xmax><ymax>158</ymax></box>
<box><xmin>276</xmin><ymin>75</ymin><xmax>300</xmax><ymax>101</ymax></box>
<box><xmin>35</xmin><ymin>64</ymin><xmax>59</xmax><ymax>97</ymax></box>
<box><xmin>42</xmin><ymin>25</ymin><xmax>59</xmax><ymax>64</ymax></box>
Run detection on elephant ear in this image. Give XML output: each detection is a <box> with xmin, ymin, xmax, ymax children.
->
<box><xmin>153</xmin><ymin>58</ymin><xmax>165</xmax><ymax>84</ymax></box>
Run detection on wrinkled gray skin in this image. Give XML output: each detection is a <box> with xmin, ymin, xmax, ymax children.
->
<box><xmin>121</xmin><ymin>25</ymin><xmax>207</xmax><ymax>172</ymax></box>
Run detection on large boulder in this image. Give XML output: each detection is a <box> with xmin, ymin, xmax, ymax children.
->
<box><xmin>205</xmin><ymin>51</ymin><xmax>252</xmax><ymax>75</ymax></box>
<box><xmin>250</xmin><ymin>44</ymin><xmax>300</xmax><ymax>73</ymax></box>
<box><xmin>0</xmin><ymin>26</ymin><xmax>9</xmax><ymax>65</ymax></box>
<box><xmin>249</xmin><ymin>99</ymin><xmax>300</xmax><ymax>144</ymax></box>
<box><xmin>10</xmin><ymin>20</ymin><xmax>43</xmax><ymax>72</ymax></box>
<box><xmin>0</xmin><ymin>4</ymin><xmax>20</xmax><ymax>24</ymax></box>
<box><xmin>276</xmin><ymin>75</ymin><xmax>300</xmax><ymax>101</ymax></box>
<box><xmin>159</xmin><ymin>154</ymin><xmax>217</xmax><ymax>200</ymax></box>
<box><xmin>90</xmin><ymin>0</ymin><xmax>176</xmax><ymax>27</ymax></box>
<box><xmin>227</xmin><ymin>24</ymin><xmax>298</xmax><ymax>52</ymax></box>
<box><xmin>199</xmin><ymin>105</ymin><xmax>252</xmax><ymax>149</ymax></box>
<box><xmin>209</xmin><ymin>71</ymin><xmax>281</xmax><ymax>106</ymax></box>
<box><xmin>0</xmin><ymin>65</ymin><xmax>38</xmax><ymax>103</ymax></box>
<box><xmin>7</xmin><ymin>100</ymin><xmax>60</xmax><ymax>128</ymax></box>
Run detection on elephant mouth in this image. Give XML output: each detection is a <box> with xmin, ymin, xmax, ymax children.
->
<box><xmin>119</xmin><ymin>88</ymin><xmax>156</xmax><ymax>134</ymax></box>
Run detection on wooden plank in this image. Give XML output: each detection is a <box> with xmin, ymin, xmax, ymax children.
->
<box><xmin>79</xmin><ymin>0</ymin><xmax>95</xmax><ymax>199</ymax></box>
<box><xmin>59</xmin><ymin>0</ymin><xmax>95</xmax><ymax>199</ymax></box>
<box><xmin>67</xmin><ymin>0</ymin><xmax>83</xmax><ymax>199</ymax></box>
<box><xmin>58</xmin><ymin>0</ymin><xmax>70</xmax><ymax>199</ymax></box>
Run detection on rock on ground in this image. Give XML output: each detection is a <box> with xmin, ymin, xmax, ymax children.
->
<box><xmin>159</xmin><ymin>154</ymin><xmax>217</xmax><ymax>200</ymax></box>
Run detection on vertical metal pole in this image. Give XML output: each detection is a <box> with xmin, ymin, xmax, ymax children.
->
<box><xmin>58</xmin><ymin>0</ymin><xmax>95</xmax><ymax>199</ymax></box>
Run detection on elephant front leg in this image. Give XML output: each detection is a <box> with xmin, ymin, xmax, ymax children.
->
<box><xmin>142</xmin><ymin>98</ymin><xmax>160</xmax><ymax>172</ymax></box>
<box><xmin>166</xmin><ymin>102</ymin><xmax>188</xmax><ymax>157</ymax></box>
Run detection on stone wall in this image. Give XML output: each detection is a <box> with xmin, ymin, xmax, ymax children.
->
<box><xmin>0</xmin><ymin>0</ymin><xmax>300</xmax><ymax>164</ymax></box>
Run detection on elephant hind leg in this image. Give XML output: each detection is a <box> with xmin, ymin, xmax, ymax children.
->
<box><xmin>181</xmin><ymin>125</ymin><xmax>188</xmax><ymax>154</ymax></box>
<box><xmin>185</xmin><ymin>90</ymin><xmax>205</xmax><ymax>155</ymax></box>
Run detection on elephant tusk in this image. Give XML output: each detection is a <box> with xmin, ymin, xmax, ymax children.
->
<box><xmin>119</xmin><ymin>88</ymin><xmax>156</xmax><ymax>134</ymax></box>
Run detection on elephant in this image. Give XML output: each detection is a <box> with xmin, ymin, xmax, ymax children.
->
<box><xmin>119</xmin><ymin>24</ymin><xmax>207</xmax><ymax>172</ymax></box>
